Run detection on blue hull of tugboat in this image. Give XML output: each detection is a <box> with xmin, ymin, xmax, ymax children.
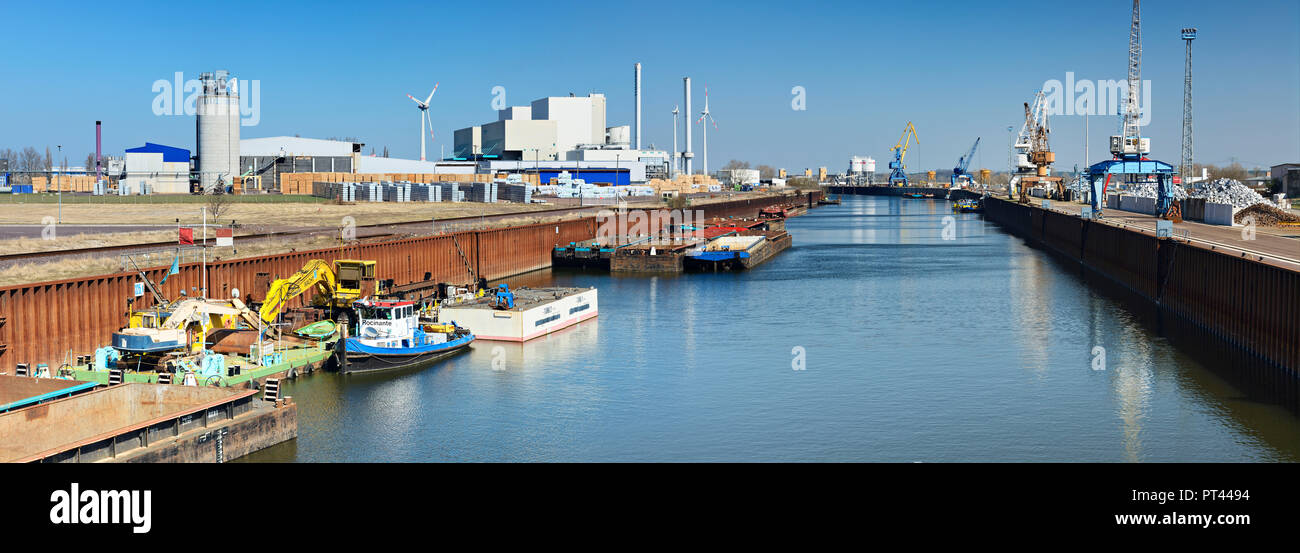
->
<box><xmin>338</xmin><ymin>333</ymin><xmax>475</xmax><ymax>374</ymax></box>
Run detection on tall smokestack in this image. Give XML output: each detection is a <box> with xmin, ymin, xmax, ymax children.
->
<box><xmin>634</xmin><ymin>63</ymin><xmax>642</xmax><ymax>150</ymax></box>
<box><xmin>683</xmin><ymin>77</ymin><xmax>693</xmax><ymax>175</ymax></box>
<box><xmin>95</xmin><ymin>121</ymin><xmax>102</xmax><ymax>183</ymax></box>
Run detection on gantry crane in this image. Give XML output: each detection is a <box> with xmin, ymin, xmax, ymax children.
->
<box><xmin>888</xmin><ymin>122</ymin><xmax>919</xmax><ymax>187</ymax></box>
<box><xmin>951</xmin><ymin>137</ymin><xmax>980</xmax><ymax>189</ymax></box>
<box><xmin>1085</xmin><ymin>0</ymin><xmax>1177</xmax><ymax>220</ymax></box>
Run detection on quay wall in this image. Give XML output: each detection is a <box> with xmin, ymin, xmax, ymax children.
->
<box><xmin>981</xmin><ymin>197</ymin><xmax>1300</xmax><ymax>409</ymax></box>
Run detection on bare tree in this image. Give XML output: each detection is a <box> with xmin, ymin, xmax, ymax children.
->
<box><xmin>19</xmin><ymin>147</ymin><xmax>44</xmax><ymax>183</ymax></box>
<box><xmin>721</xmin><ymin>159</ymin><xmax>750</xmax><ymax>170</ymax></box>
<box><xmin>756</xmin><ymin>164</ymin><xmax>778</xmax><ymax>179</ymax></box>
<box><xmin>206</xmin><ymin>179</ymin><xmax>232</xmax><ymax>221</ymax></box>
<box><xmin>786</xmin><ymin>176</ymin><xmax>819</xmax><ymax>190</ymax></box>
<box><xmin>0</xmin><ymin>148</ymin><xmax>15</xmax><ymax>178</ymax></box>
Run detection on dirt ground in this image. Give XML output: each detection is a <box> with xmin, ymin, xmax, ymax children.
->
<box><xmin>0</xmin><ymin>234</ymin><xmax>343</xmax><ymax>286</ymax></box>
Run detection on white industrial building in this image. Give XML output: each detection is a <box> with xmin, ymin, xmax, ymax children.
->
<box><xmin>121</xmin><ymin>143</ymin><xmax>191</xmax><ymax>194</ymax></box>
<box><xmin>715</xmin><ymin>169</ymin><xmax>760</xmax><ymax>187</ymax></box>
<box><xmin>453</xmin><ymin>91</ymin><xmax>668</xmax><ymax>182</ymax></box>
<box><xmin>480</xmin><ymin>118</ymin><xmax>558</xmax><ymax>161</ymax></box>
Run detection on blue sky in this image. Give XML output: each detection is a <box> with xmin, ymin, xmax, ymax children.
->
<box><xmin>2</xmin><ymin>0</ymin><xmax>1297</xmax><ymax>172</ymax></box>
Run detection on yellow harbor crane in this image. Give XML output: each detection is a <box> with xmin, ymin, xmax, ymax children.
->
<box><xmin>888</xmin><ymin>122</ymin><xmax>920</xmax><ymax>187</ymax></box>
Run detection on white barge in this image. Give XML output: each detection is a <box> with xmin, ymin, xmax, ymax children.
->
<box><xmin>436</xmin><ymin>286</ymin><xmax>597</xmax><ymax>342</ymax></box>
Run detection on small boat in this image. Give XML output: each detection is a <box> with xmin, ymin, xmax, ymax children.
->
<box><xmin>339</xmin><ymin>299</ymin><xmax>474</xmax><ymax>374</ymax></box>
<box><xmin>903</xmin><ymin>192</ymin><xmax>926</xmax><ymax>199</ymax></box>
<box><xmin>952</xmin><ymin>198</ymin><xmax>984</xmax><ymax>213</ymax></box>
<box><xmin>294</xmin><ymin>320</ymin><xmax>338</xmax><ymax>340</ymax></box>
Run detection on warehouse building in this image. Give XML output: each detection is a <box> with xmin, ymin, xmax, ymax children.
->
<box><xmin>239</xmin><ymin>136</ymin><xmax>482</xmax><ymax>190</ymax></box>
<box><xmin>121</xmin><ymin>142</ymin><xmax>191</xmax><ymax>194</ymax></box>
<box><xmin>239</xmin><ymin>136</ymin><xmax>360</xmax><ymax>190</ymax></box>
<box><xmin>1270</xmin><ymin>163</ymin><xmax>1300</xmax><ymax>197</ymax></box>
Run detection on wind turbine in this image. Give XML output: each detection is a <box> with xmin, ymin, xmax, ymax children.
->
<box><xmin>671</xmin><ymin>105</ymin><xmax>680</xmax><ymax>177</ymax></box>
<box><xmin>696</xmin><ymin>86</ymin><xmax>717</xmax><ymax>177</ymax></box>
<box><xmin>406</xmin><ymin>83</ymin><xmax>438</xmax><ymax>161</ymax></box>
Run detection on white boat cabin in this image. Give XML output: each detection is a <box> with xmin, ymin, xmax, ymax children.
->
<box><xmin>354</xmin><ymin>300</ymin><xmax>420</xmax><ymax>348</ymax></box>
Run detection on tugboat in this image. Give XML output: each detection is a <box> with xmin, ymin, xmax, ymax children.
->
<box><xmin>952</xmin><ymin>198</ymin><xmax>984</xmax><ymax>213</ymax></box>
<box><xmin>338</xmin><ymin>298</ymin><xmax>474</xmax><ymax>374</ymax></box>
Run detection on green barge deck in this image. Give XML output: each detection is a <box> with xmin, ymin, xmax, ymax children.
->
<box><xmin>70</xmin><ymin>345</ymin><xmax>335</xmax><ymax>388</ymax></box>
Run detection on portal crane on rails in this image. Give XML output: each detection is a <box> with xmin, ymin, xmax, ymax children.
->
<box><xmin>1085</xmin><ymin>0</ymin><xmax>1178</xmax><ymax>220</ymax></box>
<box><xmin>888</xmin><ymin>122</ymin><xmax>919</xmax><ymax>187</ymax></box>
<box><xmin>1013</xmin><ymin>92</ymin><xmax>1063</xmax><ymax>203</ymax></box>
<box><xmin>951</xmin><ymin>137</ymin><xmax>980</xmax><ymax>189</ymax></box>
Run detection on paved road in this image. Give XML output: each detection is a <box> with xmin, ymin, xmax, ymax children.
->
<box><xmin>0</xmin><ymin>224</ymin><xmax>178</xmax><ymax>240</ymax></box>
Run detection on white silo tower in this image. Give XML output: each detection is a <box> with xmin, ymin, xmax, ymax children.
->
<box><xmin>196</xmin><ymin>71</ymin><xmax>240</xmax><ymax>193</ymax></box>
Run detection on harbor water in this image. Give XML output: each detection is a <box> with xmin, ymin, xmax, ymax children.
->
<box><xmin>242</xmin><ymin>195</ymin><xmax>1300</xmax><ymax>462</ymax></box>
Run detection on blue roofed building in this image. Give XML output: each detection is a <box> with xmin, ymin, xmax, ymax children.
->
<box><xmin>123</xmin><ymin>142</ymin><xmax>192</xmax><ymax>194</ymax></box>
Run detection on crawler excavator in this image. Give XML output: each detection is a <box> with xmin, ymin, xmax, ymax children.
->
<box><xmin>256</xmin><ymin>259</ymin><xmax>378</xmax><ymax>329</ymax></box>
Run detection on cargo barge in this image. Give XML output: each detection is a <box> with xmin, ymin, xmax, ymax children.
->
<box><xmin>436</xmin><ymin>286</ymin><xmax>597</xmax><ymax>342</ymax></box>
<box><xmin>0</xmin><ymin>375</ymin><xmax>97</xmax><ymax>413</ymax></box>
<box><xmin>683</xmin><ymin>230</ymin><xmax>793</xmax><ymax>272</ymax></box>
<box><xmin>0</xmin><ymin>380</ymin><xmax>295</xmax><ymax>463</ymax></box>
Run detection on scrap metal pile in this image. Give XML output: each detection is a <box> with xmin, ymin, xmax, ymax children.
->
<box><xmin>1126</xmin><ymin>181</ymin><xmax>1189</xmax><ymax>201</ymax></box>
<box><xmin>1189</xmin><ymin>178</ymin><xmax>1267</xmax><ymax>209</ymax></box>
<box><xmin>1121</xmin><ymin>178</ymin><xmax>1264</xmax><ymax>208</ymax></box>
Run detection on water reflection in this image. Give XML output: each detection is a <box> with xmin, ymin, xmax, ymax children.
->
<box><xmin>238</xmin><ymin>195</ymin><xmax>1300</xmax><ymax>462</ymax></box>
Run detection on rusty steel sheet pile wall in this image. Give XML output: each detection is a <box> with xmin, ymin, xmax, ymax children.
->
<box><xmin>1082</xmin><ymin>221</ymin><xmax>1160</xmax><ymax>301</ymax></box>
<box><xmin>1160</xmin><ymin>242</ymin><xmax>1300</xmax><ymax>378</ymax></box>
<box><xmin>1042</xmin><ymin>210</ymin><xmax>1085</xmax><ymax>260</ymax></box>
<box><xmin>0</xmin><ymin>194</ymin><xmax>798</xmax><ymax>369</ymax></box>
<box><xmin>982</xmin><ymin>197</ymin><xmax>1300</xmax><ymax>407</ymax></box>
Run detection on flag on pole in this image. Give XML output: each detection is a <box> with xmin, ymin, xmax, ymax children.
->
<box><xmin>179</xmin><ymin>227</ymin><xmax>194</xmax><ymax>245</ymax></box>
<box><xmin>216</xmin><ymin>228</ymin><xmax>233</xmax><ymax>247</ymax></box>
<box><xmin>160</xmin><ymin>254</ymin><xmax>180</xmax><ymax>284</ymax></box>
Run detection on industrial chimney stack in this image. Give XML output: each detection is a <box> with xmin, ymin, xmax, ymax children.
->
<box><xmin>95</xmin><ymin>121</ymin><xmax>102</xmax><ymax>184</ymax></box>
<box><xmin>683</xmin><ymin>77</ymin><xmax>693</xmax><ymax>175</ymax></box>
<box><xmin>634</xmin><ymin>63</ymin><xmax>642</xmax><ymax>151</ymax></box>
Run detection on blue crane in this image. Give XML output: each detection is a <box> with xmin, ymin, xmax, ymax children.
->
<box><xmin>888</xmin><ymin>122</ymin><xmax>919</xmax><ymax>187</ymax></box>
<box><xmin>951</xmin><ymin>137</ymin><xmax>980</xmax><ymax>188</ymax></box>
<box><xmin>1086</xmin><ymin>0</ymin><xmax>1179</xmax><ymax>220</ymax></box>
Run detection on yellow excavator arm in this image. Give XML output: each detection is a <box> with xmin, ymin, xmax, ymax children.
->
<box><xmin>259</xmin><ymin>259</ymin><xmax>338</xmax><ymax>325</ymax></box>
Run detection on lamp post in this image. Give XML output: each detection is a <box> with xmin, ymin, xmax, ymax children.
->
<box><xmin>56</xmin><ymin>145</ymin><xmax>62</xmax><ymax>223</ymax></box>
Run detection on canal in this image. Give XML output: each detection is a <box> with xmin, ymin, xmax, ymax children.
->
<box><xmin>242</xmin><ymin>195</ymin><xmax>1300</xmax><ymax>462</ymax></box>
